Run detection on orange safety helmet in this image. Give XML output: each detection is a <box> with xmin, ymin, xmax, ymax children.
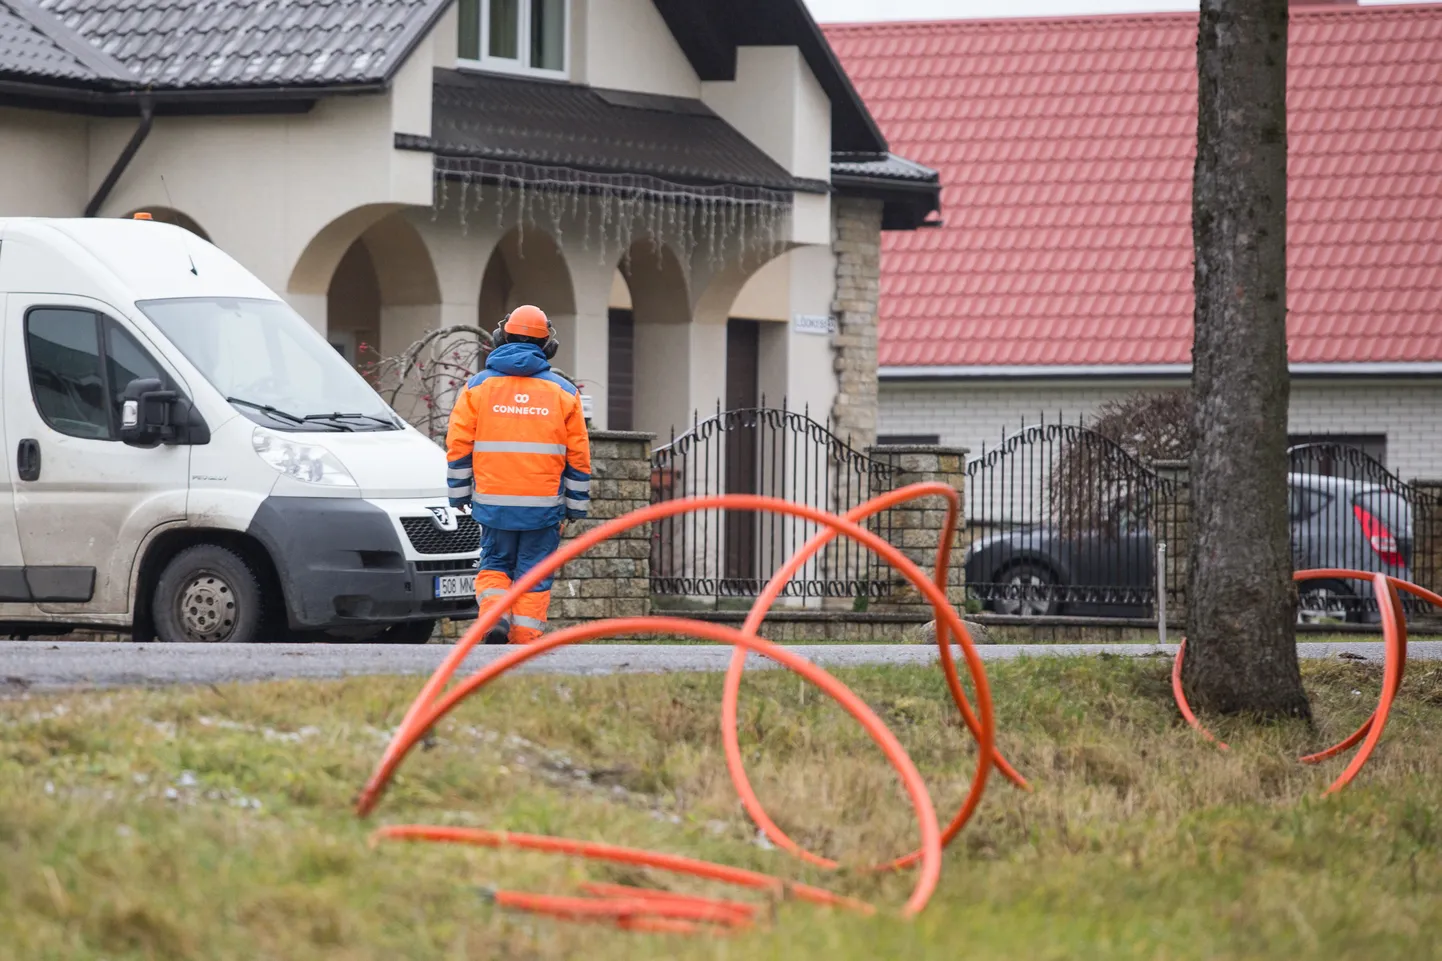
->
<box><xmin>504</xmin><ymin>304</ymin><xmax>550</xmax><ymax>339</ymax></box>
<box><xmin>493</xmin><ymin>305</ymin><xmax>558</xmax><ymax>358</ymax></box>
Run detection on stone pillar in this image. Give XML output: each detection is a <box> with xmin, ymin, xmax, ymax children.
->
<box><xmin>1409</xmin><ymin>480</ymin><xmax>1442</xmax><ymax>595</ymax></box>
<box><xmin>549</xmin><ymin>431</ymin><xmax>656</xmax><ymax>628</ymax></box>
<box><xmin>829</xmin><ymin>196</ymin><xmax>883</xmax><ymax>451</ymax></box>
<box><xmin>1150</xmin><ymin>460</ymin><xmax>1191</xmax><ymax>627</ymax></box>
<box><xmin>867</xmin><ymin>445</ymin><xmax>967</xmax><ymax>612</ymax></box>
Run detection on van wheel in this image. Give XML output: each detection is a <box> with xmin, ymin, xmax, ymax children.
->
<box><xmin>153</xmin><ymin>545</ymin><xmax>268</xmax><ymax>644</ymax></box>
<box><xmin>381</xmin><ymin>620</ymin><xmax>438</xmax><ymax>645</ymax></box>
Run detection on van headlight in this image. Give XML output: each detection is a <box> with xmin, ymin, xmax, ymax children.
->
<box><xmin>252</xmin><ymin>428</ymin><xmax>357</xmax><ymax>487</ymax></box>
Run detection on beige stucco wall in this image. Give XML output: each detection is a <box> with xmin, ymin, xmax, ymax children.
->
<box><xmin>429</xmin><ymin>4</ymin><xmax>460</xmax><ymax>71</ymax></box>
<box><xmin>404</xmin><ymin>182</ymin><xmax>832</xmax><ymax>438</ymax></box>
<box><xmin>781</xmin><ymin>244</ymin><xmax>840</xmax><ymax>425</ymax></box>
<box><xmin>2</xmin><ymin>9</ymin><xmax>856</xmax><ymax>444</ymax></box>
<box><xmin>610</xmin><ymin>241</ymin><xmax>837</xmax><ymax>436</ymax></box>
<box><xmin>81</xmin><ymin>22</ymin><xmax>444</xmax><ymax>331</ymax></box>
<box><xmin>576</xmin><ymin>0</ymin><xmax>700</xmax><ymax>96</ymax></box>
<box><xmin>0</xmin><ymin>107</ymin><xmax>89</xmax><ymax>217</ymax></box>
<box><xmin>701</xmin><ymin>47</ymin><xmax>832</xmax><ymax>182</ymax></box>
<box><xmin>723</xmin><ymin>253</ymin><xmax>789</xmax><ymax>322</ymax></box>
<box><xmin>700</xmin><ymin>47</ymin><xmax>832</xmax><ymax>247</ymax></box>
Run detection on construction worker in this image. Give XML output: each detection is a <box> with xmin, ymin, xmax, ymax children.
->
<box><xmin>445</xmin><ymin>305</ymin><xmax>591</xmax><ymax>644</ymax></box>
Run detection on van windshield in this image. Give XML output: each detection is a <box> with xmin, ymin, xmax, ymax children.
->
<box><xmin>137</xmin><ymin>297</ymin><xmax>400</xmax><ymax>432</ymax></box>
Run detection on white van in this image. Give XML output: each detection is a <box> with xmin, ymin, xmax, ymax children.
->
<box><xmin>0</xmin><ymin>217</ymin><xmax>480</xmax><ymax>644</ymax></box>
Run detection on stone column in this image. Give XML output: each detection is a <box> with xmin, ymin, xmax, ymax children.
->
<box><xmin>829</xmin><ymin>196</ymin><xmax>883</xmax><ymax>451</ymax></box>
<box><xmin>867</xmin><ymin>445</ymin><xmax>967</xmax><ymax>612</ymax></box>
<box><xmin>1150</xmin><ymin>460</ymin><xmax>1191</xmax><ymax>627</ymax></box>
<box><xmin>548</xmin><ymin>431</ymin><xmax>656</xmax><ymax>628</ymax></box>
<box><xmin>1409</xmin><ymin>480</ymin><xmax>1442</xmax><ymax>595</ymax></box>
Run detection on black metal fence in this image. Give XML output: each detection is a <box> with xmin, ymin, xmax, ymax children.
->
<box><xmin>962</xmin><ymin>416</ymin><xmax>1442</xmax><ymax>624</ymax></box>
<box><xmin>650</xmin><ymin>404</ymin><xmax>895</xmax><ymax>601</ymax></box>
<box><xmin>1287</xmin><ymin>443</ymin><xmax>1442</xmax><ymax>623</ymax></box>
<box><xmin>963</xmin><ymin>415</ymin><xmax>1176</xmax><ymax>618</ymax></box>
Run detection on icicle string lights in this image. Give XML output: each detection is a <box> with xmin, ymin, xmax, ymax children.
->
<box><xmin>431</xmin><ymin>156</ymin><xmax>793</xmax><ymax>274</ymax></box>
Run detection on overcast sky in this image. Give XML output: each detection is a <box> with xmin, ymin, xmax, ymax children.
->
<box><xmin>802</xmin><ymin>0</ymin><xmax>1433</xmax><ymax>24</ymax></box>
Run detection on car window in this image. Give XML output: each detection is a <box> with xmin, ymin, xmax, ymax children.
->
<box><xmin>25</xmin><ymin>308</ymin><xmax>111</xmax><ymax>440</ymax></box>
<box><xmin>1113</xmin><ymin>492</ymin><xmax>1150</xmax><ymax>533</ymax></box>
<box><xmin>105</xmin><ymin>320</ymin><xmax>168</xmax><ymax>429</ymax></box>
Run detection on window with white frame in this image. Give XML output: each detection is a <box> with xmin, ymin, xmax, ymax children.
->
<box><xmin>458</xmin><ymin>0</ymin><xmax>568</xmax><ymax>77</ymax></box>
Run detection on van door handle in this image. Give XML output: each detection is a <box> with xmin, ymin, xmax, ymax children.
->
<box><xmin>17</xmin><ymin>439</ymin><xmax>40</xmax><ymax>482</ymax></box>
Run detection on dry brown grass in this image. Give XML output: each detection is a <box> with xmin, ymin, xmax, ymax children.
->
<box><xmin>1</xmin><ymin>655</ymin><xmax>1439</xmax><ymax>960</ymax></box>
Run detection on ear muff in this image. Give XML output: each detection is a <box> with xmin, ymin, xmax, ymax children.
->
<box><xmin>493</xmin><ymin>311</ymin><xmax>560</xmax><ymax>360</ymax></box>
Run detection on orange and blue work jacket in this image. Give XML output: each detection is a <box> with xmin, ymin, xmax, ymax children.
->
<box><xmin>445</xmin><ymin>342</ymin><xmax>591</xmax><ymax>530</ymax></box>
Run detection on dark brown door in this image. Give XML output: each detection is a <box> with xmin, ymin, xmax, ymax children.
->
<box><xmin>724</xmin><ymin>319</ymin><xmax>760</xmax><ymax>586</ymax></box>
<box><xmin>607</xmin><ymin>309</ymin><xmax>634</xmax><ymax>431</ymax></box>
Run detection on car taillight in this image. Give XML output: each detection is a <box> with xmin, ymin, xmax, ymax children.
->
<box><xmin>1353</xmin><ymin>504</ymin><xmax>1405</xmax><ymax>567</ymax></box>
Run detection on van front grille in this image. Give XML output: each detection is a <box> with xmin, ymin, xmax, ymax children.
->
<box><xmin>415</xmin><ymin>559</ymin><xmax>479</xmax><ymax>573</ymax></box>
<box><xmin>400</xmin><ymin>514</ymin><xmax>481</xmax><ymax>555</ymax></box>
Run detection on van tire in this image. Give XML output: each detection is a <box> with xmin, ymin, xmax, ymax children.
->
<box><xmin>153</xmin><ymin>545</ymin><xmax>269</xmax><ymax>644</ymax></box>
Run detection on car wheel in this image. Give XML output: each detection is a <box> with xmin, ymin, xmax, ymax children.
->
<box><xmin>993</xmin><ymin>563</ymin><xmax>1058</xmax><ymax>617</ymax></box>
<box><xmin>153</xmin><ymin>545</ymin><xmax>269</xmax><ymax>644</ymax></box>
<box><xmin>1297</xmin><ymin>579</ymin><xmax>1356</xmax><ymax>625</ymax></box>
<box><xmin>380</xmin><ymin>619</ymin><xmax>438</xmax><ymax>645</ymax></box>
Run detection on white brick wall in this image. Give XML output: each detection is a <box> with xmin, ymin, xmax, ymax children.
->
<box><xmin>880</xmin><ymin>379</ymin><xmax>1442</xmax><ymax>482</ymax></box>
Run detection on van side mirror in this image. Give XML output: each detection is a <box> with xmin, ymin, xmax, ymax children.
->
<box><xmin>120</xmin><ymin>378</ymin><xmax>210</xmax><ymax>447</ymax></box>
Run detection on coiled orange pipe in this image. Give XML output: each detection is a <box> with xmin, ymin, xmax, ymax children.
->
<box><xmin>719</xmin><ymin>486</ymin><xmax>1029</xmax><ymax>875</ymax></box>
<box><xmin>357</xmin><ymin>486</ymin><xmax>1009</xmax><ymax>931</ymax></box>
<box><xmin>1172</xmin><ymin>568</ymin><xmax>1439</xmax><ymax>795</ymax></box>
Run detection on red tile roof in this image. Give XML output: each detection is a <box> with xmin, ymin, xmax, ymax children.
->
<box><xmin>824</xmin><ymin>6</ymin><xmax>1442</xmax><ymax>370</ymax></box>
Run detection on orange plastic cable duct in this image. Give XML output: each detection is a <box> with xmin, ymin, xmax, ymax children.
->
<box><xmin>1172</xmin><ymin>568</ymin><xmax>1437</xmax><ymax>795</ymax></box>
<box><xmin>720</xmin><ymin>486</ymin><xmax>1029</xmax><ymax>875</ymax></box>
<box><xmin>373</xmin><ymin>825</ymin><xmax>874</xmax><ymax>914</ymax></box>
<box><xmin>357</xmin><ymin>486</ymin><xmax>1012</xmax><ymax>932</ymax></box>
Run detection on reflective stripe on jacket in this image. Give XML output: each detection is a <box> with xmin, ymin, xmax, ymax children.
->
<box><xmin>444</xmin><ymin>342</ymin><xmax>592</xmax><ymax>531</ymax></box>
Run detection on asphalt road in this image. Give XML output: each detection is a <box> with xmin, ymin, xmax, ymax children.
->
<box><xmin>1</xmin><ymin>640</ymin><xmax>1435</xmax><ymax>693</ymax></box>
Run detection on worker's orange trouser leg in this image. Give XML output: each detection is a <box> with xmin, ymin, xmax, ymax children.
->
<box><xmin>510</xmin><ymin>590</ymin><xmax>550</xmax><ymax>645</ymax></box>
<box><xmin>475</xmin><ymin>570</ymin><xmax>513</xmax><ymax>642</ymax></box>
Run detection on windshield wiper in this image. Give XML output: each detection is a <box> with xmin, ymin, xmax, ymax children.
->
<box><xmin>302</xmin><ymin>412</ymin><xmax>398</xmax><ymax>429</ymax></box>
<box><xmin>226</xmin><ymin>397</ymin><xmax>304</xmax><ymax>425</ymax></box>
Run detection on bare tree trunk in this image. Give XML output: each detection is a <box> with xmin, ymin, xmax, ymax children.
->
<box><xmin>1185</xmin><ymin>0</ymin><xmax>1309</xmax><ymax>718</ymax></box>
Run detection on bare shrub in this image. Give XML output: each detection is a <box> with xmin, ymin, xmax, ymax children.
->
<box><xmin>360</xmin><ymin>326</ymin><xmax>581</xmax><ymax>445</ymax></box>
<box><xmin>1089</xmin><ymin>390</ymin><xmax>1195</xmax><ymax>464</ymax></box>
<box><xmin>1048</xmin><ymin>390</ymin><xmax>1193</xmax><ymax>535</ymax></box>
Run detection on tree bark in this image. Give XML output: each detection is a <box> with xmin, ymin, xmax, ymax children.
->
<box><xmin>1185</xmin><ymin>0</ymin><xmax>1309</xmax><ymax>718</ymax></box>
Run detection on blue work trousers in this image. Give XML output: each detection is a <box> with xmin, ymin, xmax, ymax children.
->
<box><xmin>479</xmin><ymin>525</ymin><xmax>562</xmax><ymax>592</ymax></box>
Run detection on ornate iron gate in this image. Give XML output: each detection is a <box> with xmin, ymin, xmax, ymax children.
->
<box><xmin>650</xmin><ymin>405</ymin><xmax>895</xmax><ymax>601</ymax></box>
<box><xmin>964</xmin><ymin>417</ymin><xmax>1176</xmax><ymax>617</ymax></box>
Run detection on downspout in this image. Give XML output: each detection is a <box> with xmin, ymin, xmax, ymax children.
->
<box><xmin>84</xmin><ymin>97</ymin><xmax>154</xmax><ymax>218</ymax></box>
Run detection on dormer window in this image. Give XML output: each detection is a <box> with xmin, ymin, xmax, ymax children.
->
<box><xmin>458</xmin><ymin>0</ymin><xmax>568</xmax><ymax>78</ymax></box>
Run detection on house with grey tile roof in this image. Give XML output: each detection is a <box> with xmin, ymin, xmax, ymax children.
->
<box><xmin>1</xmin><ymin>0</ymin><xmax>939</xmax><ymax>462</ymax></box>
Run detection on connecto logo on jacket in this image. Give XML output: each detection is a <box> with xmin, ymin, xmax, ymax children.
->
<box><xmin>444</xmin><ymin>342</ymin><xmax>592</xmax><ymax>531</ymax></box>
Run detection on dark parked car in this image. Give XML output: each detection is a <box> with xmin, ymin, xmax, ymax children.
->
<box><xmin>964</xmin><ymin>473</ymin><xmax>1414</xmax><ymax>623</ymax></box>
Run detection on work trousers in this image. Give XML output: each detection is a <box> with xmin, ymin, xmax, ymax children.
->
<box><xmin>474</xmin><ymin>525</ymin><xmax>562</xmax><ymax>644</ymax></box>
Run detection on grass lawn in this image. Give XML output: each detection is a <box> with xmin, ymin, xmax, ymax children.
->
<box><xmin>2</xmin><ymin>655</ymin><xmax>1439</xmax><ymax>960</ymax></box>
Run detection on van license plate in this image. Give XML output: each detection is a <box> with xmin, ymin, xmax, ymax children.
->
<box><xmin>433</xmin><ymin>575</ymin><xmax>474</xmax><ymax>600</ymax></box>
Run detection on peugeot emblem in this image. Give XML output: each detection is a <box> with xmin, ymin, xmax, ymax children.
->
<box><xmin>429</xmin><ymin>507</ymin><xmax>459</xmax><ymax>532</ymax></box>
